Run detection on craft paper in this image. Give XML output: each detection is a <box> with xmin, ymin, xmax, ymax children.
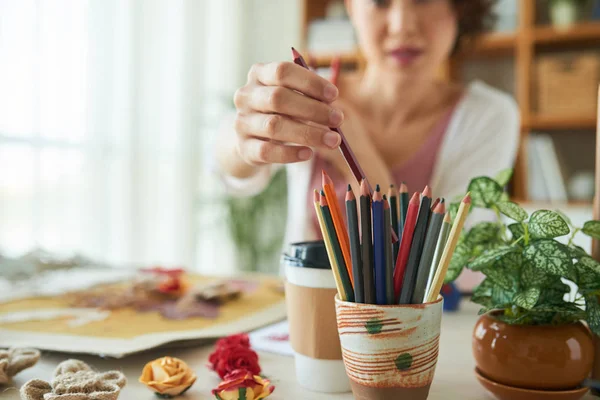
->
<box><xmin>0</xmin><ymin>274</ymin><xmax>285</xmax><ymax>358</ymax></box>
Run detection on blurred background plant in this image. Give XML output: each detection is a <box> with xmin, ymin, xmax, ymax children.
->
<box><xmin>224</xmin><ymin>168</ymin><xmax>288</xmax><ymax>274</ymax></box>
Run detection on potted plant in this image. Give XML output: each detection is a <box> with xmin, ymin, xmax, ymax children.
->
<box><xmin>445</xmin><ymin>169</ymin><xmax>600</xmax><ymax>393</ymax></box>
<box><xmin>549</xmin><ymin>0</ymin><xmax>587</xmax><ymax>28</ymax></box>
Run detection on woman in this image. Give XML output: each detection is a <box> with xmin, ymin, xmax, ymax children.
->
<box><xmin>216</xmin><ymin>0</ymin><xmax>519</xmax><ymax>252</ymax></box>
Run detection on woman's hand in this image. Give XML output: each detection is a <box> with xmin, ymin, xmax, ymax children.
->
<box><xmin>233</xmin><ymin>62</ymin><xmax>344</xmax><ymax>166</ymax></box>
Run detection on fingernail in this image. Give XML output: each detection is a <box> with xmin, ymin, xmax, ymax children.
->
<box><xmin>324</xmin><ymin>84</ymin><xmax>338</xmax><ymax>101</ymax></box>
<box><xmin>323</xmin><ymin>131</ymin><xmax>340</xmax><ymax>148</ymax></box>
<box><xmin>298</xmin><ymin>148</ymin><xmax>313</xmax><ymax>161</ymax></box>
<box><xmin>329</xmin><ymin>109</ymin><xmax>343</xmax><ymax>126</ymax></box>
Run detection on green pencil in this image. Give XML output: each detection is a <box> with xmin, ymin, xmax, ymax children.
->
<box><xmin>321</xmin><ymin>191</ymin><xmax>355</xmax><ymax>302</ymax></box>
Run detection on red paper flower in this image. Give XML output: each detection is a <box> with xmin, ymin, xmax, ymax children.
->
<box><xmin>215</xmin><ymin>333</ymin><xmax>251</xmax><ymax>350</ymax></box>
<box><xmin>209</xmin><ymin>344</ymin><xmax>261</xmax><ymax>379</ymax></box>
<box><xmin>212</xmin><ymin>369</ymin><xmax>274</xmax><ymax>400</ymax></box>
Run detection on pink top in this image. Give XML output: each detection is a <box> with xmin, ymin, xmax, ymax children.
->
<box><xmin>309</xmin><ymin>108</ymin><xmax>454</xmax><ymax>239</ymax></box>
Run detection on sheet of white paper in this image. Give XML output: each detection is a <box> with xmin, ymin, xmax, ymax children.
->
<box><xmin>249</xmin><ymin>320</ymin><xmax>293</xmax><ymax>357</ymax></box>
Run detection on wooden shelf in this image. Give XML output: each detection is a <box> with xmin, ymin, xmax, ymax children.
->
<box><xmin>309</xmin><ymin>51</ymin><xmax>361</xmax><ymax>68</ymax></box>
<box><xmin>469</xmin><ymin>32</ymin><xmax>517</xmax><ymax>55</ymax></box>
<box><xmin>534</xmin><ymin>22</ymin><xmax>600</xmax><ymax>45</ymax></box>
<box><xmin>526</xmin><ymin>114</ymin><xmax>597</xmax><ymax>130</ymax></box>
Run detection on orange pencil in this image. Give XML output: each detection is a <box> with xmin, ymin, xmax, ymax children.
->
<box><xmin>322</xmin><ymin>170</ymin><xmax>354</xmax><ymax>287</ymax></box>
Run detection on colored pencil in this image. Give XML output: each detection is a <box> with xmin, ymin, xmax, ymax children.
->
<box><xmin>411</xmin><ymin>200</ymin><xmax>445</xmax><ymax>304</ymax></box>
<box><xmin>431</xmin><ymin>197</ymin><xmax>440</xmax><ymax>212</ymax></box>
<box><xmin>292</xmin><ymin>48</ymin><xmax>401</xmax><ymax>245</ymax></box>
<box><xmin>384</xmin><ymin>197</ymin><xmax>394</xmax><ymax>304</ymax></box>
<box><xmin>346</xmin><ymin>185</ymin><xmax>364</xmax><ymax>303</ymax></box>
<box><xmin>321</xmin><ymin>190</ymin><xmax>355</xmax><ymax>302</ymax></box>
<box><xmin>426</xmin><ymin>193</ymin><xmax>472</xmax><ymax>303</ymax></box>
<box><xmin>313</xmin><ymin>190</ymin><xmax>345</xmax><ymax>299</ymax></box>
<box><xmin>322</xmin><ymin>171</ymin><xmax>354</xmax><ymax>287</ymax></box>
<box><xmin>389</xmin><ymin>185</ymin><xmax>400</xmax><ymax>262</ymax></box>
<box><xmin>360</xmin><ymin>180</ymin><xmax>375</xmax><ymax>304</ymax></box>
<box><xmin>372</xmin><ymin>186</ymin><xmax>386</xmax><ymax>305</ymax></box>
<box><xmin>292</xmin><ymin>48</ymin><xmax>370</xmax><ymax>190</ymax></box>
<box><xmin>425</xmin><ymin>211</ymin><xmax>452</xmax><ymax>302</ymax></box>
<box><xmin>399</xmin><ymin>182</ymin><xmax>409</xmax><ymax>240</ymax></box>
<box><xmin>393</xmin><ymin>192</ymin><xmax>420</xmax><ymax>300</ymax></box>
<box><xmin>399</xmin><ymin>186</ymin><xmax>432</xmax><ymax>304</ymax></box>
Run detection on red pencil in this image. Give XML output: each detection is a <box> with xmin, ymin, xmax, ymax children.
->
<box><xmin>393</xmin><ymin>192</ymin><xmax>420</xmax><ymax>300</ymax></box>
<box><xmin>292</xmin><ymin>47</ymin><xmax>370</xmax><ymax>191</ymax></box>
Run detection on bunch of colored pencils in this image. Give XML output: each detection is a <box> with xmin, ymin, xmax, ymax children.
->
<box><xmin>292</xmin><ymin>46</ymin><xmax>471</xmax><ymax>305</ymax></box>
<box><xmin>313</xmin><ymin>171</ymin><xmax>471</xmax><ymax>305</ymax></box>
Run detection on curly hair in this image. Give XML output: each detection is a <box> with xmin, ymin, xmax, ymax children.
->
<box><xmin>452</xmin><ymin>0</ymin><xmax>497</xmax><ymax>53</ymax></box>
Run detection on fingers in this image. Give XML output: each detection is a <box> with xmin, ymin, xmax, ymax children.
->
<box><xmin>235</xmin><ymin>113</ymin><xmax>341</xmax><ymax>149</ymax></box>
<box><xmin>252</xmin><ymin>86</ymin><xmax>344</xmax><ymax>127</ymax></box>
<box><xmin>238</xmin><ymin>138</ymin><xmax>313</xmax><ymax>165</ymax></box>
<box><xmin>250</xmin><ymin>62</ymin><xmax>339</xmax><ymax>103</ymax></box>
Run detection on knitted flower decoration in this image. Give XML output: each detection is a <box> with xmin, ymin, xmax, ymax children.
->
<box><xmin>0</xmin><ymin>348</ymin><xmax>40</xmax><ymax>385</ymax></box>
<box><xmin>20</xmin><ymin>359</ymin><xmax>126</xmax><ymax>400</ymax></box>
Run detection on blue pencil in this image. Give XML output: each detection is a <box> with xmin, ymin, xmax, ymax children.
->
<box><xmin>372</xmin><ymin>185</ymin><xmax>386</xmax><ymax>305</ymax></box>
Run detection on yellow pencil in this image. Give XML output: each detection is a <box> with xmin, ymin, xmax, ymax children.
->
<box><xmin>313</xmin><ymin>190</ymin><xmax>346</xmax><ymax>300</ymax></box>
<box><xmin>426</xmin><ymin>193</ymin><xmax>472</xmax><ymax>303</ymax></box>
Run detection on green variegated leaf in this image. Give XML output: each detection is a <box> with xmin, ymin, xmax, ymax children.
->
<box><xmin>585</xmin><ymin>295</ymin><xmax>600</xmax><ymax>335</ymax></box>
<box><xmin>499</xmin><ymin>192</ymin><xmax>510</xmax><ymax>202</ymax></box>
<box><xmin>568</xmin><ymin>245</ymin><xmax>588</xmax><ymax>259</ymax></box>
<box><xmin>520</xmin><ymin>261</ymin><xmax>553</xmax><ymax>287</ymax></box>
<box><xmin>444</xmin><ymin>240</ymin><xmax>472</xmax><ymax>283</ymax></box>
<box><xmin>498</xmin><ymin>250</ymin><xmax>523</xmax><ymax>270</ymax></box>
<box><xmin>574</xmin><ymin>256</ymin><xmax>600</xmax><ymax>290</ymax></box>
<box><xmin>582</xmin><ymin>221</ymin><xmax>600</xmax><ymax>239</ymax></box>
<box><xmin>533</xmin><ymin>303</ymin><xmax>580</xmax><ymax>313</ymax></box>
<box><xmin>491</xmin><ymin>284</ymin><xmax>517</xmax><ymax>308</ymax></box>
<box><xmin>523</xmin><ymin>239</ymin><xmax>572</xmax><ymax>276</ymax></box>
<box><xmin>495</xmin><ymin>201</ymin><xmax>528</xmax><ymax>222</ymax></box>
<box><xmin>508</xmin><ymin>223</ymin><xmax>526</xmax><ymax>241</ymax></box>
<box><xmin>482</xmin><ymin>264</ymin><xmax>518</xmax><ymax>291</ymax></box>
<box><xmin>537</xmin><ymin>279</ymin><xmax>571</xmax><ymax>305</ymax></box>
<box><xmin>468</xmin><ymin>177</ymin><xmax>504</xmax><ymax>208</ymax></box>
<box><xmin>555</xmin><ymin>210</ymin><xmax>572</xmax><ymax>226</ymax></box>
<box><xmin>512</xmin><ymin>287</ymin><xmax>540</xmax><ymax>310</ymax></box>
<box><xmin>469</xmin><ymin>246</ymin><xmax>518</xmax><ymax>271</ymax></box>
<box><xmin>466</xmin><ymin>222</ymin><xmax>501</xmax><ymax>245</ymax></box>
<box><xmin>528</xmin><ymin>210</ymin><xmax>570</xmax><ymax>239</ymax></box>
<box><xmin>495</xmin><ymin>168</ymin><xmax>513</xmax><ymax>187</ymax></box>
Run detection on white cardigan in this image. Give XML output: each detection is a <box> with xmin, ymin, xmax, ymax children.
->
<box><xmin>218</xmin><ymin>80</ymin><xmax>520</xmax><ymax>256</ymax></box>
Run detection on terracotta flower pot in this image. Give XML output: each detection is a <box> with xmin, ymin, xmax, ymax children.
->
<box><xmin>473</xmin><ymin>312</ymin><xmax>595</xmax><ymax>390</ymax></box>
<box><xmin>335</xmin><ymin>295</ymin><xmax>444</xmax><ymax>400</ymax></box>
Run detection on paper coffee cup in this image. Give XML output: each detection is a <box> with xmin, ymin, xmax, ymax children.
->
<box><xmin>284</xmin><ymin>241</ymin><xmax>350</xmax><ymax>393</ymax></box>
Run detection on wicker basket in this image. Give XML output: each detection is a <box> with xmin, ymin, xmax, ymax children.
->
<box><xmin>536</xmin><ymin>53</ymin><xmax>600</xmax><ymax>116</ymax></box>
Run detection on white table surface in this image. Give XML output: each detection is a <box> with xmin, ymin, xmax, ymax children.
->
<box><xmin>1</xmin><ymin>301</ymin><xmax>595</xmax><ymax>400</ymax></box>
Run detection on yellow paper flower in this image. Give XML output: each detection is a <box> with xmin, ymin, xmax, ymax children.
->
<box><xmin>139</xmin><ymin>356</ymin><xmax>197</xmax><ymax>397</ymax></box>
<box><xmin>212</xmin><ymin>369</ymin><xmax>274</xmax><ymax>400</ymax></box>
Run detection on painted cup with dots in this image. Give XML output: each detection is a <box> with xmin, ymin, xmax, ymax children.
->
<box><xmin>335</xmin><ymin>295</ymin><xmax>444</xmax><ymax>400</ymax></box>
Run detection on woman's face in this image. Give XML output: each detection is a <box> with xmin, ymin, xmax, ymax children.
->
<box><xmin>347</xmin><ymin>0</ymin><xmax>458</xmax><ymax>80</ymax></box>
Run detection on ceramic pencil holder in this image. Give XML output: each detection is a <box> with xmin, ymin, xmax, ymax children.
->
<box><xmin>335</xmin><ymin>295</ymin><xmax>444</xmax><ymax>400</ymax></box>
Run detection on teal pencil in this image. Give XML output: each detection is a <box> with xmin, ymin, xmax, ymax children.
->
<box><xmin>424</xmin><ymin>211</ymin><xmax>452</xmax><ymax>301</ymax></box>
<box><xmin>411</xmin><ymin>200</ymin><xmax>445</xmax><ymax>304</ymax></box>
